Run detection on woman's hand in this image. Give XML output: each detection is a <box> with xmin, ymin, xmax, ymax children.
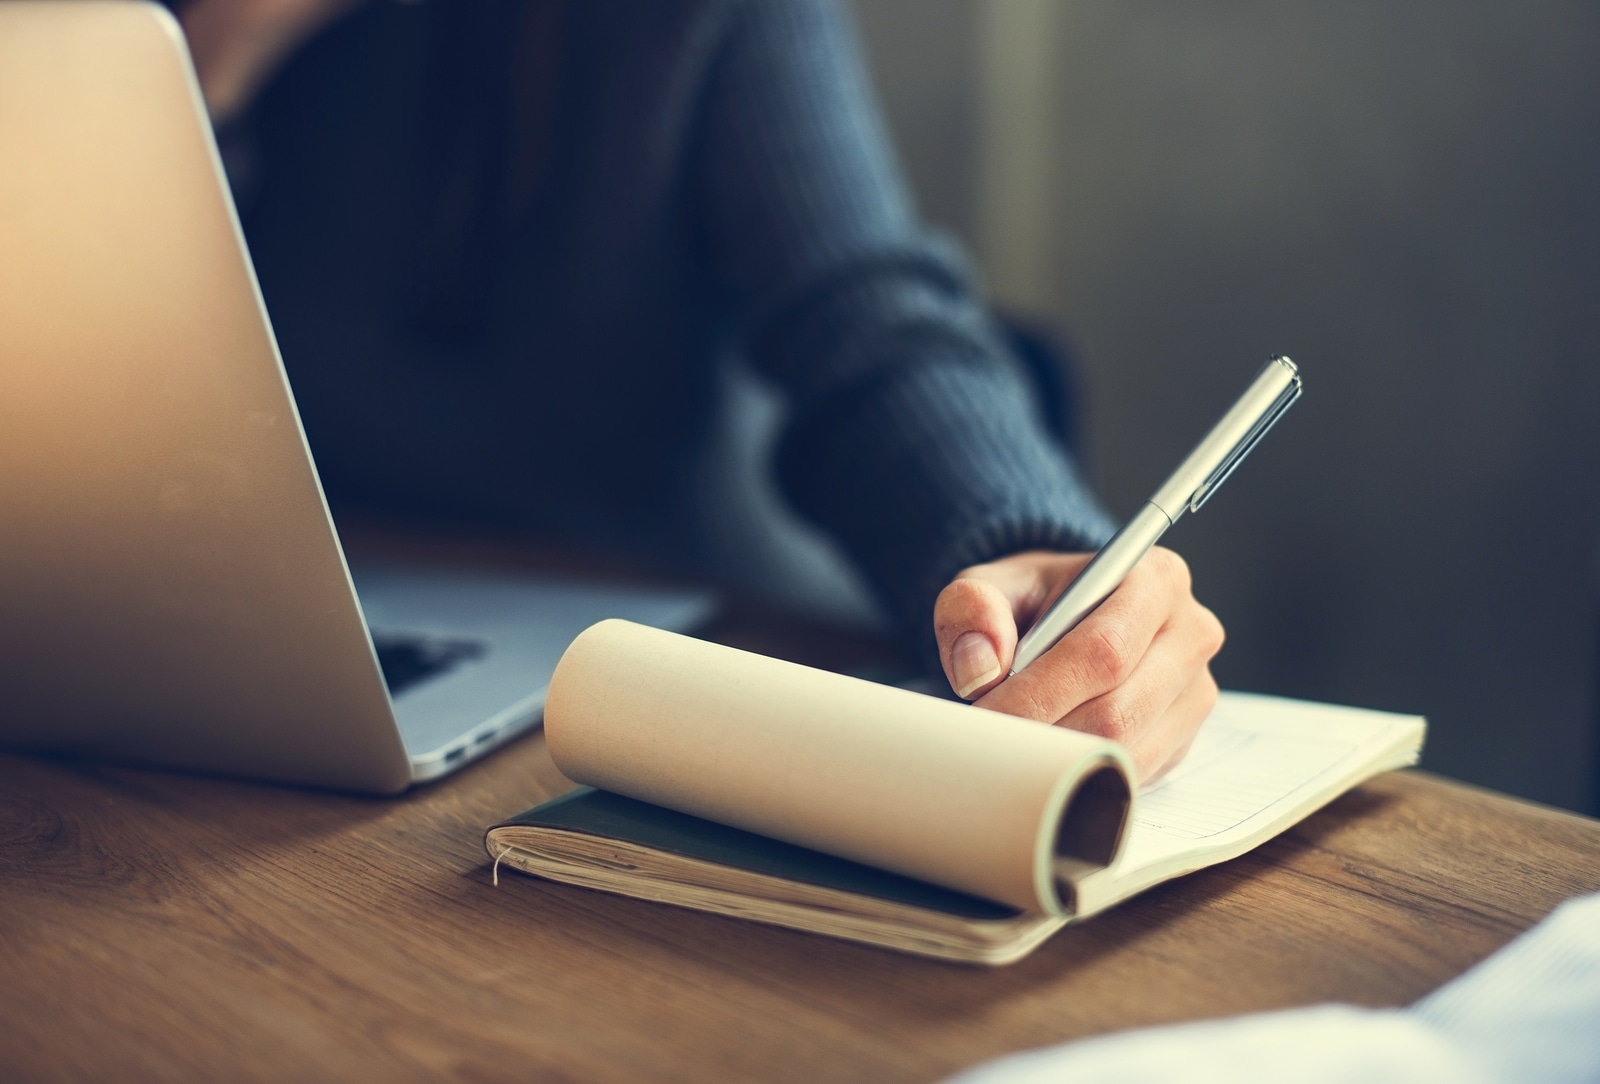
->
<box><xmin>934</xmin><ymin>548</ymin><xmax>1224</xmax><ymax>782</ymax></box>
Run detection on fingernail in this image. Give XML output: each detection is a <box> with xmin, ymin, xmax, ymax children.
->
<box><xmin>952</xmin><ymin>631</ymin><xmax>1001</xmax><ymax>699</ymax></box>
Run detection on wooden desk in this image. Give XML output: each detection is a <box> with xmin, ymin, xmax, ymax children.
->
<box><xmin>3</xmin><ymin>608</ymin><xmax>1599</xmax><ymax>1083</ymax></box>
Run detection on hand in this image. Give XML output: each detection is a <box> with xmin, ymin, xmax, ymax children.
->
<box><xmin>934</xmin><ymin>548</ymin><xmax>1224</xmax><ymax>782</ymax></box>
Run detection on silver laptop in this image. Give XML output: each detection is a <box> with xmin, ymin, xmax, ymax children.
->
<box><xmin>0</xmin><ymin>1</ymin><xmax>713</xmax><ymax>792</ymax></box>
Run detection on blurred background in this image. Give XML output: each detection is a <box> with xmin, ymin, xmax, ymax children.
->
<box><xmin>852</xmin><ymin>0</ymin><xmax>1600</xmax><ymax>813</ymax></box>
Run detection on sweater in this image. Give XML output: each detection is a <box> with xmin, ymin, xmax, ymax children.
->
<box><xmin>231</xmin><ymin>0</ymin><xmax>1115</xmax><ymax>655</ymax></box>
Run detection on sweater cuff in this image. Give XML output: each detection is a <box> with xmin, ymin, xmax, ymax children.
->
<box><xmin>776</xmin><ymin>355</ymin><xmax>1117</xmax><ymax>667</ymax></box>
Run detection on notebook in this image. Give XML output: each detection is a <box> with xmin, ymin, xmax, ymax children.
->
<box><xmin>486</xmin><ymin>620</ymin><xmax>1425</xmax><ymax>964</ymax></box>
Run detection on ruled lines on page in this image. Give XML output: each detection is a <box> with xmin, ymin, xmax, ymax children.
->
<box><xmin>1131</xmin><ymin>694</ymin><xmax>1399</xmax><ymax>840</ymax></box>
<box><xmin>1133</xmin><ymin>724</ymin><xmax>1362</xmax><ymax>839</ymax></box>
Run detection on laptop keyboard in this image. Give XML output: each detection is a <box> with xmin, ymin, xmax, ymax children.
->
<box><xmin>371</xmin><ymin>632</ymin><xmax>487</xmax><ymax>696</ymax></box>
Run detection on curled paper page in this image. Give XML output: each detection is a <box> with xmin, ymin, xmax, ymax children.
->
<box><xmin>544</xmin><ymin>620</ymin><xmax>1133</xmax><ymax>914</ymax></box>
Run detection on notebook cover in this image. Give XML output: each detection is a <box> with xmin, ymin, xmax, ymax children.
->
<box><xmin>495</xmin><ymin>787</ymin><xmax>1020</xmax><ymax>921</ymax></box>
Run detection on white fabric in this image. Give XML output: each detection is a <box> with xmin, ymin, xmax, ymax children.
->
<box><xmin>948</xmin><ymin>892</ymin><xmax>1600</xmax><ymax>1084</ymax></box>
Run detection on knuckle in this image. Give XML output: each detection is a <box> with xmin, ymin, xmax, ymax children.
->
<box><xmin>1193</xmin><ymin>604</ymin><xmax>1226</xmax><ymax>656</ymax></box>
<box><xmin>933</xmin><ymin>579</ymin><xmax>984</xmax><ymax>635</ymax></box>
<box><xmin>1151</xmin><ymin>546</ymin><xmax>1191</xmax><ymax>592</ymax></box>
<box><xmin>1082</xmin><ymin>696</ymin><xmax>1140</xmax><ymax>745</ymax></box>
<box><xmin>1079</xmin><ymin>622</ymin><xmax>1135</xmax><ymax>690</ymax></box>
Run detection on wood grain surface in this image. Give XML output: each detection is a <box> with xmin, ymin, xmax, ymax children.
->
<box><xmin>3</xmin><ymin>608</ymin><xmax>1599</xmax><ymax>1083</ymax></box>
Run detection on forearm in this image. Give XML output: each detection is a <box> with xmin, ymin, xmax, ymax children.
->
<box><xmin>694</xmin><ymin>0</ymin><xmax>1114</xmax><ymax>651</ymax></box>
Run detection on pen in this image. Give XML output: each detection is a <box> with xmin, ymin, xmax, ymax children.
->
<box><xmin>1009</xmin><ymin>356</ymin><xmax>1303</xmax><ymax>676</ymax></box>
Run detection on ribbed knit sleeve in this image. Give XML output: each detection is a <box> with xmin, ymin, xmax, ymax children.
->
<box><xmin>693</xmin><ymin>0</ymin><xmax>1116</xmax><ymax>650</ymax></box>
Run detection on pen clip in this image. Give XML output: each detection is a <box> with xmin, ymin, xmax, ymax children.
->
<box><xmin>1188</xmin><ymin>376</ymin><xmax>1302</xmax><ymax>513</ymax></box>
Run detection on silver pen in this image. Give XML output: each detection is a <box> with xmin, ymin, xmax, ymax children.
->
<box><xmin>1009</xmin><ymin>356</ymin><xmax>1303</xmax><ymax>676</ymax></box>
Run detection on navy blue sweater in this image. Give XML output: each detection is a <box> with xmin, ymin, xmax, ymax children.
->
<box><xmin>233</xmin><ymin>0</ymin><xmax>1114</xmax><ymax>652</ymax></box>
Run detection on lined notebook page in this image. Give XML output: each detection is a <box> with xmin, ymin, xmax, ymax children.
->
<box><xmin>1116</xmin><ymin>692</ymin><xmax>1423</xmax><ymax>875</ymax></box>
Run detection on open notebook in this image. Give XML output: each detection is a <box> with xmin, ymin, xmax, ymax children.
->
<box><xmin>487</xmin><ymin>621</ymin><xmax>1424</xmax><ymax>964</ymax></box>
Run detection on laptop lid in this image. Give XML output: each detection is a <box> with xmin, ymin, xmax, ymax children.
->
<box><xmin>0</xmin><ymin>1</ymin><xmax>413</xmax><ymax>792</ymax></box>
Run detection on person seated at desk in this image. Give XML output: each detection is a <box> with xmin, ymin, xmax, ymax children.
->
<box><xmin>168</xmin><ymin>0</ymin><xmax>1223</xmax><ymax>780</ymax></box>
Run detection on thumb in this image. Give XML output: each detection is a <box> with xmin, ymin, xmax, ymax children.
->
<box><xmin>933</xmin><ymin>575</ymin><xmax>1021</xmax><ymax>700</ymax></box>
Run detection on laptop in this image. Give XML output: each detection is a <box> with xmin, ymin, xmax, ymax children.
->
<box><xmin>0</xmin><ymin>1</ymin><xmax>713</xmax><ymax>793</ymax></box>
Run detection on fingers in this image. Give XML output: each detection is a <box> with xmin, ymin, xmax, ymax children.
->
<box><xmin>1060</xmin><ymin>621</ymin><xmax>1221</xmax><ymax>781</ymax></box>
<box><xmin>1054</xmin><ymin>574</ymin><xmax>1221</xmax><ymax>737</ymax></box>
<box><xmin>934</xmin><ymin>552</ymin><xmax>1094</xmax><ymax>701</ymax></box>
<box><xmin>976</xmin><ymin>546</ymin><xmax>1190</xmax><ymax>723</ymax></box>
<box><xmin>1141</xmin><ymin>668</ymin><xmax>1219</xmax><ymax>783</ymax></box>
<box><xmin>970</xmin><ymin>546</ymin><xmax>1225</xmax><ymax>779</ymax></box>
<box><xmin>934</xmin><ymin>576</ymin><xmax>1014</xmax><ymax>700</ymax></box>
